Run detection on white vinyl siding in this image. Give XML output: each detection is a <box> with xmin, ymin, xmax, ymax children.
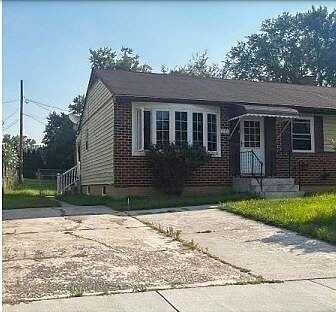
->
<box><xmin>77</xmin><ymin>80</ymin><xmax>114</xmax><ymax>185</ymax></box>
<box><xmin>324</xmin><ymin>115</ymin><xmax>336</xmax><ymax>152</ymax></box>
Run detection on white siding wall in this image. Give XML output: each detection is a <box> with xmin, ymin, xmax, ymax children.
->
<box><xmin>77</xmin><ymin>80</ymin><xmax>114</xmax><ymax>185</ymax></box>
<box><xmin>324</xmin><ymin>115</ymin><xmax>336</xmax><ymax>152</ymax></box>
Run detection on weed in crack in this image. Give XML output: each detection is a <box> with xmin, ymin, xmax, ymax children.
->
<box><xmin>141</xmin><ymin>219</ymin><xmax>265</xmax><ymax>282</ymax></box>
<box><xmin>69</xmin><ymin>285</ymin><xmax>84</xmax><ymax>297</ymax></box>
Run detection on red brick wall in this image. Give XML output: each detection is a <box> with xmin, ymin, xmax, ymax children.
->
<box><xmin>275</xmin><ymin>119</ymin><xmax>336</xmax><ymax>186</ymax></box>
<box><xmin>113</xmin><ymin>98</ymin><xmax>232</xmax><ymax>187</ymax></box>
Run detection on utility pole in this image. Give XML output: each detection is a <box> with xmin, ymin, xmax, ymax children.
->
<box><xmin>18</xmin><ymin>80</ymin><xmax>24</xmax><ymax>184</ymax></box>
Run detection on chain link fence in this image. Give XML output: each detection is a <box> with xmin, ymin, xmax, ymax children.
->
<box><xmin>36</xmin><ymin>169</ymin><xmax>63</xmax><ymax>196</ymax></box>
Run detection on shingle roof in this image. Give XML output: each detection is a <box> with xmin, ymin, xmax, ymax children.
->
<box><xmin>93</xmin><ymin>69</ymin><xmax>336</xmax><ymax>110</ymax></box>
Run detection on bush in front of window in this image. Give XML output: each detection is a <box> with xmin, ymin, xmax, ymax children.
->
<box><xmin>331</xmin><ymin>138</ymin><xmax>336</xmax><ymax>151</ymax></box>
<box><xmin>148</xmin><ymin>143</ymin><xmax>209</xmax><ymax>196</ymax></box>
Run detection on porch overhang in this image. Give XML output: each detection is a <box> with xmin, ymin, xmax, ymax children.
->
<box><xmin>228</xmin><ymin>104</ymin><xmax>300</xmax><ymax>121</ymax></box>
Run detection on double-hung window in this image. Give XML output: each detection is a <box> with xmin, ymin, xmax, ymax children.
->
<box><xmin>292</xmin><ymin>118</ymin><xmax>314</xmax><ymax>152</ymax></box>
<box><xmin>156</xmin><ymin>111</ymin><xmax>170</xmax><ymax>148</ymax></box>
<box><xmin>207</xmin><ymin>113</ymin><xmax>217</xmax><ymax>152</ymax></box>
<box><xmin>175</xmin><ymin>112</ymin><xmax>188</xmax><ymax>146</ymax></box>
<box><xmin>133</xmin><ymin>109</ymin><xmax>151</xmax><ymax>151</ymax></box>
<box><xmin>193</xmin><ymin>113</ymin><xmax>203</xmax><ymax>147</ymax></box>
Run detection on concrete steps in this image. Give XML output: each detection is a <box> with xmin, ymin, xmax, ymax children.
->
<box><xmin>233</xmin><ymin>177</ymin><xmax>304</xmax><ymax>198</ymax></box>
<box><xmin>259</xmin><ymin>190</ymin><xmax>305</xmax><ymax>198</ymax></box>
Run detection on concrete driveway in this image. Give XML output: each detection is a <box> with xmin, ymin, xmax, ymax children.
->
<box><xmin>3</xmin><ymin>204</ymin><xmax>336</xmax><ymax>312</ymax></box>
<box><xmin>2</xmin><ymin>205</ymin><xmax>255</xmax><ymax>305</ymax></box>
<box><xmin>130</xmin><ymin>205</ymin><xmax>336</xmax><ymax>281</ymax></box>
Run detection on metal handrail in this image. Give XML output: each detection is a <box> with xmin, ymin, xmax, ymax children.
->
<box><xmin>240</xmin><ymin>150</ymin><xmax>263</xmax><ymax>191</ymax></box>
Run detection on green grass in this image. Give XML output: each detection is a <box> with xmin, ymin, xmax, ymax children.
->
<box><xmin>220</xmin><ymin>193</ymin><xmax>336</xmax><ymax>244</ymax></box>
<box><xmin>3</xmin><ymin>178</ymin><xmax>60</xmax><ymax>209</ymax></box>
<box><xmin>59</xmin><ymin>192</ymin><xmax>256</xmax><ymax>211</ymax></box>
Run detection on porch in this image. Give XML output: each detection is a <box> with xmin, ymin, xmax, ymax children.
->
<box><xmin>228</xmin><ymin>105</ymin><xmax>306</xmax><ymax>197</ymax></box>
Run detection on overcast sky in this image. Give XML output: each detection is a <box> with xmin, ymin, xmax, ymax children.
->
<box><xmin>3</xmin><ymin>0</ymin><xmax>336</xmax><ymax>143</ymax></box>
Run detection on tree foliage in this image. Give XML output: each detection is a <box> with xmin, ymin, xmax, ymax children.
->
<box><xmin>223</xmin><ymin>6</ymin><xmax>336</xmax><ymax>86</ymax></box>
<box><xmin>2</xmin><ymin>134</ymin><xmax>37</xmax><ymax>152</ymax></box>
<box><xmin>163</xmin><ymin>51</ymin><xmax>223</xmax><ymax>79</ymax></box>
<box><xmin>68</xmin><ymin>95</ymin><xmax>85</xmax><ymax>115</ymax></box>
<box><xmin>42</xmin><ymin>112</ymin><xmax>76</xmax><ymax>170</ymax></box>
<box><xmin>331</xmin><ymin>138</ymin><xmax>336</xmax><ymax>151</ymax></box>
<box><xmin>89</xmin><ymin>46</ymin><xmax>152</xmax><ymax>72</ymax></box>
<box><xmin>2</xmin><ymin>134</ymin><xmax>47</xmax><ymax>179</ymax></box>
<box><xmin>2</xmin><ymin>135</ymin><xmax>19</xmax><ymax>175</ymax></box>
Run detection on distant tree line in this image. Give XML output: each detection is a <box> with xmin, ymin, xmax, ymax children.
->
<box><xmin>87</xmin><ymin>6</ymin><xmax>336</xmax><ymax>86</ymax></box>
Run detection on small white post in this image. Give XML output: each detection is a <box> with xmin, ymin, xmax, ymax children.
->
<box><xmin>57</xmin><ymin>173</ymin><xmax>61</xmax><ymax>195</ymax></box>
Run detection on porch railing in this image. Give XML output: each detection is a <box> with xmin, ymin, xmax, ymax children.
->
<box><xmin>240</xmin><ymin>150</ymin><xmax>263</xmax><ymax>191</ymax></box>
<box><xmin>56</xmin><ymin>162</ymin><xmax>80</xmax><ymax>195</ymax></box>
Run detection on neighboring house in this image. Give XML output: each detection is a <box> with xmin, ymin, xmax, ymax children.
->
<box><xmin>71</xmin><ymin>69</ymin><xmax>336</xmax><ymax>197</ymax></box>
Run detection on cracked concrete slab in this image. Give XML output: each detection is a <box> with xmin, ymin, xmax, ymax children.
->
<box><xmin>3</xmin><ymin>291</ymin><xmax>176</xmax><ymax>312</ymax></box>
<box><xmin>159</xmin><ymin>280</ymin><xmax>336</xmax><ymax>312</ymax></box>
<box><xmin>311</xmin><ymin>278</ymin><xmax>336</xmax><ymax>291</ymax></box>
<box><xmin>3</xmin><ymin>206</ymin><xmax>256</xmax><ymax>305</ymax></box>
<box><xmin>133</xmin><ymin>206</ymin><xmax>336</xmax><ymax>280</ymax></box>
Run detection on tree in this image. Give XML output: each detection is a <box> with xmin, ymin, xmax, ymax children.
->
<box><xmin>23</xmin><ymin>148</ymin><xmax>45</xmax><ymax>178</ymax></box>
<box><xmin>2</xmin><ymin>134</ymin><xmax>36</xmax><ymax>152</ymax></box>
<box><xmin>68</xmin><ymin>95</ymin><xmax>85</xmax><ymax>115</ymax></box>
<box><xmin>42</xmin><ymin>112</ymin><xmax>76</xmax><ymax>170</ymax></box>
<box><xmin>2</xmin><ymin>135</ymin><xmax>19</xmax><ymax>175</ymax></box>
<box><xmin>223</xmin><ymin>6</ymin><xmax>336</xmax><ymax>86</ymax></box>
<box><xmin>2</xmin><ymin>134</ymin><xmax>47</xmax><ymax>179</ymax></box>
<box><xmin>163</xmin><ymin>51</ymin><xmax>223</xmax><ymax>79</ymax></box>
<box><xmin>2</xmin><ymin>134</ymin><xmax>19</xmax><ymax>189</ymax></box>
<box><xmin>89</xmin><ymin>46</ymin><xmax>152</xmax><ymax>72</ymax></box>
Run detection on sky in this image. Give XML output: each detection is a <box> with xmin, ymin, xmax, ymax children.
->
<box><xmin>3</xmin><ymin>0</ymin><xmax>336</xmax><ymax>143</ymax></box>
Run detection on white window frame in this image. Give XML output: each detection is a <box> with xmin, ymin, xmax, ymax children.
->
<box><xmin>175</xmin><ymin>111</ymin><xmax>188</xmax><ymax>146</ymax></box>
<box><xmin>291</xmin><ymin>116</ymin><xmax>315</xmax><ymax>153</ymax></box>
<box><xmin>155</xmin><ymin>110</ymin><xmax>170</xmax><ymax>147</ymax></box>
<box><xmin>131</xmin><ymin>102</ymin><xmax>221</xmax><ymax>157</ymax></box>
<box><xmin>192</xmin><ymin>112</ymin><xmax>204</xmax><ymax>147</ymax></box>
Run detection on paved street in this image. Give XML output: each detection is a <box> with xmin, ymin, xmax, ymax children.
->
<box><xmin>3</xmin><ymin>204</ymin><xmax>336</xmax><ymax>311</ymax></box>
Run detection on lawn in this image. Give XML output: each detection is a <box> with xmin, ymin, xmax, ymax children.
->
<box><xmin>59</xmin><ymin>192</ymin><xmax>255</xmax><ymax>211</ymax></box>
<box><xmin>221</xmin><ymin>193</ymin><xmax>336</xmax><ymax>244</ymax></box>
<box><xmin>3</xmin><ymin>178</ymin><xmax>61</xmax><ymax>209</ymax></box>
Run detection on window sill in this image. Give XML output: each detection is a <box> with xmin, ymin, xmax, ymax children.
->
<box><xmin>292</xmin><ymin>150</ymin><xmax>315</xmax><ymax>154</ymax></box>
<box><xmin>132</xmin><ymin>150</ymin><xmax>147</xmax><ymax>156</ymax></box>
<box><xmin>132</xmin><ymin>150</ymin><xmax>221</xmax><ymax>157</ymax></box>
<box><xmin>208</xmin><ymin>151</ymin><xmax>221</xmax><ymax>158</ymax></box>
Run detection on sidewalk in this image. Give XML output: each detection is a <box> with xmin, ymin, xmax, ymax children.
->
<box><xmin>4</xmin><ymin>279</ymin><xmax>336</xmax><ymax>312</ymax></box>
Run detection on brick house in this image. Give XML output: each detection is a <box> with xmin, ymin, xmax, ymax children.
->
<box><xmin>73</xmin><ymin>69</ymin><xmax>336</xmax><ymax>197</ymax></box>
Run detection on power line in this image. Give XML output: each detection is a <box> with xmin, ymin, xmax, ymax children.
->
<box><xmin>3</xmin><ymin>108</ymin><xmax>20</xmax><ymax>123</ymax></box>
<box><xmin>4</xmin><ymin>119</ymin><xmax>19</xmax><ymax>131</ymax></box>
<box><xmin>25</xmin><ymin>98</ymin><xmax>67</xmax><ymax>112</ymax></box>
<box><xmin>26</xmin><ymin>100</ymin><xmax>52</xmax><ymax>113</ymax></box>
<box><xmin>2</xmin><ymin>99</ymin><xmax>19</xmax><ymax>104</ymax></box>
<box><xmin>23</xmin><ymin>113</ymin><xmax>45</xmax><ymax>125</ymax></box>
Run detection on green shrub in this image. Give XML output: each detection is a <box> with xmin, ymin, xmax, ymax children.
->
<box><xmin>148</xmin><ymin>143</ymin><xmax>209</xmax><ymax>195</ymax></box>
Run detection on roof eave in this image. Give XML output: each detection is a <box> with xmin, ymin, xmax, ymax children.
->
<box><xmin>114</xmin><ymin>94</ymin><xmax>336</xmax><ymax>114</ymax></box>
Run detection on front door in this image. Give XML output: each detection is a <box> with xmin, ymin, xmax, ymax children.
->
<box><xmin>240</xmin><ymin>117</ymin><xmax>265</xmax><ymax>175</ymax></box>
